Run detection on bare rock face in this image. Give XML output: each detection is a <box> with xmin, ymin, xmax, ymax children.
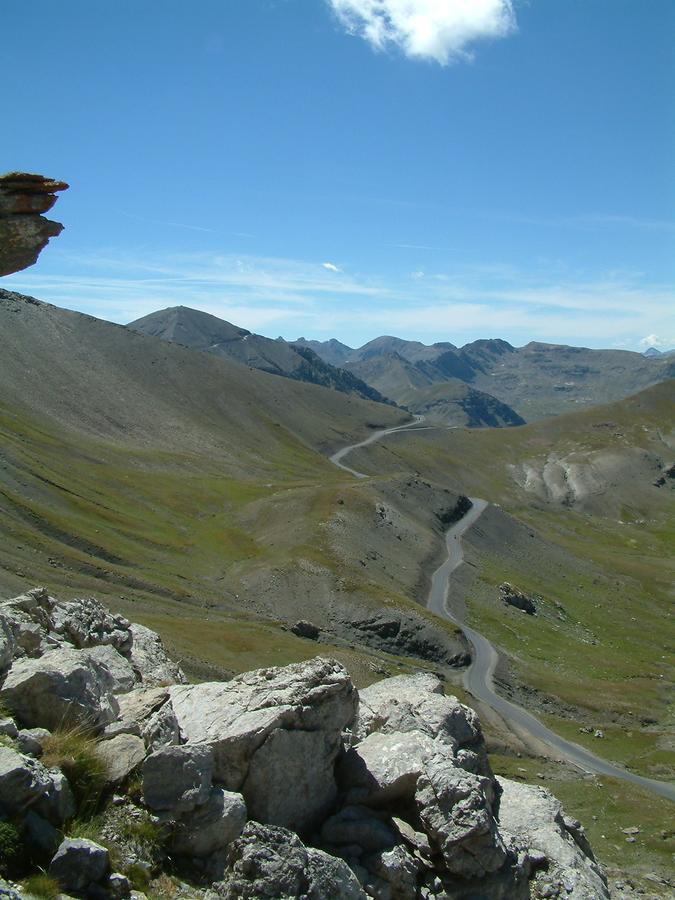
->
<box><xmin>207</xmin><ymin>821</ymin><xmax>366</xmax><ymax>900</ymax></box>
<box><xmin>169</xmin><ymin>657</ymin><xmax>358</xmax><ymax>832</ymax></box>
<box><xmin>497</xmin><ymin>777</ymin><xmax>609</xmax><ymax>899</ymax></box>
<box><xmin>0</xmin><ymin>172</ymin><xmax>68</xmax><ymax>276</ymax></box>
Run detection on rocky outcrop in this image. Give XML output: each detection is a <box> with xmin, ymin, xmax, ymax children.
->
<box><xmin>0</xmin><ymin>173</ymin><xmax>68</xmax><ymax>276</ymax></box>
<box><xmin>0</xmin><ymin>589</ymin><xmax>608</xmax><ymax>899</ymax></box>
<box><xmin>499</xmin><ymin>582</ymin><xmax>538</xmax><ymax>615</ymax></box>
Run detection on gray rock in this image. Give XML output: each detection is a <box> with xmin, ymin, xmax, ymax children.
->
<box><xmin>242</xmin><ymin>727</ymin><xmax>339</xmax><ymax>831</ymax></box>
<box><xmin>0</xmin><ymin>717</ymin><xmax>18</xmax><ymax>739</ymax></box>
<box><xmin>109</xmin><ymin>872</ymin><xmax>132</xmax><ymax>899</ymax></box>
<box><xmin>85</xmin><ymin>644</ymin><xmax>138</xmax><ymax>694</ymax></box>
<box><xmin>209</xmin><ymin>821</ymin><xmax>365</xmax><ymax>899</ymax></box>
<box><xmin>0</xmin><ymin>615</ymin><xmax>15</xmax><ymax>674</ymax></box>
<box><xmin>106</xmin><ymin>686</ymin><xmax>175</xmax><ymax>745</ymax></box>
<box><xmin>354</xmin><ymin>674</ymin><xmax>490</xmax><ymax>778</ymax></box>
<box><xmin>49</xmin><ymin>837</ymin><xmax>110</xmax><ymax>893</ymax></box>
<box><xmin>23</xmin><ymin>809</ymin><xmax>60</xmax><ymax>857</ymax></box>
<box><xmin>363</xmin><ymin>844</ymin><xmax>419</xmax><ymax>900</ymax></box>
<box><xmin>0</xmin><ymin>647</ymin><xmax>119</xmax><ymax>731</ymax></box>
<box><xmin>34</xmin><ymin>768</ymin><xmax>76</xmax><ymax>825</ymax></box>
<box><xmin>51</xmin><ymin>597</ymin><xmax>132</xmax><ymax>652</ymax></box>
<box><xmin>15</xmin><ymin>726</ymin><xmax>50</xmax><ymax>757</ymax></box>
<box><xmin>415</xmin><ymin>758</ymin><xmax>506</xmax><ymax>879</ymax></box>
<box><xmin>142</xmin><ymin>743</ymin><xmax>213</xmax><ymax>813</ymax></box>
<box><xmin>321</xmin><ymin>806</ymin><xmax>398</xmax><ymax>852</ymax></box>
<box><xmin>339</xmin><ymin>730</ymin><xmax>439</xmax><ymax>806</ymax></box>
<box><xmin>172</xmin><ymin>788</ymin><xmax>246</xmax><ymax>858</ymax></box>
<box><xmin>96</xmin><ymin>733</ymin><xmax>146</xmax><ymax>785</ymax></box>
<box><xmin>128</xmin><ymin>623</ymin><xmax>186</xmax><ymax>687</ymax></box>
<box><xmin>497</xmin><ymin>777</ymin><xmax>610</xmax><ymax>899</ymax></box>
<box><xmin>0</xmin><ymin>878</ymin><xmax>22</xmax><ymax>899</ymax></box>
<box><xmin>170</xmin><ymin>657</ymin><xmax>357</xmax><ymax>831</ymax></box>
<box><xmin>0</xmin><ymin>745</ymin><xmax>53</xmax><ymax>814</ymax></box>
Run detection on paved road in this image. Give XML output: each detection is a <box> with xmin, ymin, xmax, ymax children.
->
<box><xmin>329</xmin><ymin>415</ymin><xmax>427</xmax><ymax>478</ymax></box>
<box><xmin>331</xmin><ymin>422</ymin><xmax>675</xmax><ymax>803</ymax></box>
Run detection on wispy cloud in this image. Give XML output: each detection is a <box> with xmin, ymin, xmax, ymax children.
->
<box><xmin>328</xmin><ymin>0</ymin><xmax>516</xmax><ymax>65</ymax></box>
<box><xmin>3</xmin><ymin>248</ymin><xmax>672</xmax><ymax>351</ymax></box>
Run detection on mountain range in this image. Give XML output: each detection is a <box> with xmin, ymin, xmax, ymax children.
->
<box><xmin>296</xmin><ymin>333</ymin><xmax>675</xmax><ymax>421</ymax></box>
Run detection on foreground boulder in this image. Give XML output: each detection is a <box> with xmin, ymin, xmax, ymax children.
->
<box><xmin>0</xmin><ymin>647</ymin><xmax>119</xmax><ymax>731</ymax></box>
<box><xmin>206</xmin><ymin>822</ymin><xmax>365</xmax><ymax>899</ymax></box>
<box><xmin>169</xmin><ymin>657</ymin><xmax>358</xmax><ymax>831</ymax></box>
<box><xmin>49</xmin><ymin>837</ymin><xmax>110</xmax><ymax>894</ymax></box>
<box><xmin>498</xmin><ymin>777</ymin><xmax>609</xmax><ymax>899</ymax></box>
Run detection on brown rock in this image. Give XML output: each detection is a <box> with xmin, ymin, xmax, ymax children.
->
<box><xmin>0</xmin><ymin>172</ymin><xmax>68</xmax><ymax>276</ymax></box>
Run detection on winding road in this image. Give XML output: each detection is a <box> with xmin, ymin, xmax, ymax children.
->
<box><xmin>331</xmin><ymin>417</ymin><xmax>675</xmax><ymax>803</ymax></box>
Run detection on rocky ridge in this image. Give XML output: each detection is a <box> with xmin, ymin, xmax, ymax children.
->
<box><xmin>0</xmin><ymin>589</ymin><xmax>608</xmax><ymax>898</ymax></box>
<box><xmin>0</xmin><ymin>173</ymin><xmax>68</xmax><ymax>276</ymax></box>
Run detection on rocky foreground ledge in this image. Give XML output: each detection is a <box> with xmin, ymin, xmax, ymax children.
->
<box><xmin>0</xmin><ymin>589</ymin><xmax>608</xmax><ymax>899</ymax></box>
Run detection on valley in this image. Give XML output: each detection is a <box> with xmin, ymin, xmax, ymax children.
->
<box><xmin>0</xmin><ymin>285</ymin><xmax>673</xmax><ymax>895</ymax></box>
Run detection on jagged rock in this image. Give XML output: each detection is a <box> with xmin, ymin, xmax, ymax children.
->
<box><xmin>321</xmin><ymin>806</ymin><xmax>399</xmax><ymax>852</ymax></box>
<box><xmin>0</xmin><ymin>879</ymin><xmax>22</xmax><ymax>899</ymax></box>
<box><xmin>95</xmin><ymin>733</ymin><xmax>146</xmax><ymax>785</ymax></box>
<box><xmin>128</xmin><ymin>623</ymin><xmax>186</xmax><ymax>686</ymax></box>
<box><xmin>497</xmin><ymin>777</ymin><xmax>610</xmax><ymax>899</ymax></box>
<box><xmin>363</xmin><ymin>844</ymin><xmax>419</xmax><ymax>900</ymax></box>
<box><xmin>51</xmin><ymin>597</ymin><xmax>132</xmax><ymax>653</ymax></box>
<box><xmin>0</xmin><ymin>647</ymin><xmax>119</xmax><ymax>730</ymax></box>
<box><xmin>49</xmin><ymin>837</ymin><xmax>110</xmax><ymax>894</ymax></box>
<box><xmin>207</xmin><ymin>821</ymin><xmax>366</xmax><ymax>899</ymax></box>
<box><xmin>415</xmin><ymin>758</ymin><xmax>507</xmax><ymax>879</ymax></box>
<box><xmin>34</xmin><ymin>769</ymin><xmax>76</xmax><ymax>825</ymax></box>
<box><xmin>105</xmin><ymin>685</ymin><xmax>180</xmax><ymax>751</ymax></box>
<box><xmin>499</xmin><ymin>583</ymin><xmax>537</xmax><ymax>615</ymax></box>
<box><xmin>0</xmin><ymin>745</ymin><xmax>53</xmax><ymax>814</ymax></box>
<box><xmin>169</xmin><ymin>657</ymin><xmax>357</xmax><ymax>831</ymax></box>
<box><xmin>339</xmin><ymin>730</ymin><xmax>439</xmax><ymax>806</ymax></box>
<box><xmin>353</xmin><ymin>672</ymin><xmax>492</xmax><ymax>779</ymax></box>
<box><xmin>142</xmin><ymin>743</ymin><xmax>213</xmax><ymax>813</ymax></box>
<box><xmin>85</xmin><ymin>644</ymin><xmax>138</xmax><ymax>694</ymax></box>
<box><xmin>172</xmin><ymin>788</ymin><xmax>247</xmax><ymax>858</ymax></box>
<box><xmin>0</xmin><ymin>172</ymin><xmax>68</xmax><ymax>276</ymax></box>
<box><xmin>15</xmin><ymin>726</ymin><xmax>51</xmax><ymax>757</ymax></box>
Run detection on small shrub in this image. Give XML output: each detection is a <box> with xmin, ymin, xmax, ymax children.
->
<box><xmin>22</xmin><ymin>872</ymin><xmax>61</xmax><ymax>899</ymax></box>
<box><xmin>125</xmin><ymin>861</ymin><xmax>151</xmax><ymax>892</ymax></box>
<box><xmin>41</xmin><ymin>726</ymin><xmax>108</xmax><ymax>818</ymax></box>
<box><xmin>0</xmin><ymin>821</ymin><xmax>21</xmax><ymax>875</ymax></box>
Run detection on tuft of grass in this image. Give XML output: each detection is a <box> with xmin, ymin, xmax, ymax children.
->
<box><xmin>41</xmin><ymin>726</ymin><xmax>108</xmax><ymax>818</ymax></box>
<box><xmin>22</xmin><ymin>872</ymin><xmax>61</xmax><ymax>899</ymax></box>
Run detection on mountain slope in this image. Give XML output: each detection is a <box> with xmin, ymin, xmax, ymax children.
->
<box><xmin>129</xmin><ymin>306</ymin><xmax>391</xmax><ymax>406</ymax></box>
<box><xmin>0</xmin><ymin>288</ymin><xmax>468</xmax><ymax>679</ymax></box>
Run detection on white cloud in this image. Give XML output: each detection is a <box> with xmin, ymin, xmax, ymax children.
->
<box><xmin>639</xmin><ymin>334</ymin><xmax>673</xmax><ymax>350</ymax></box>
<box><xmin>328</xmin><ymin>0</ymin><xmax>516</xmax><ymax>65</ymax></box>
<box><xmin>322</xmin><ymin>262</ymin><xmax>341</xmax><ymax>272</ymax></box>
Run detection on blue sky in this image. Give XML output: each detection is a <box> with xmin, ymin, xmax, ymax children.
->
<box><xmin>3</xmin><ymin>0</ymin><xmax>674</xmax><ymax>350</ymax></box>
